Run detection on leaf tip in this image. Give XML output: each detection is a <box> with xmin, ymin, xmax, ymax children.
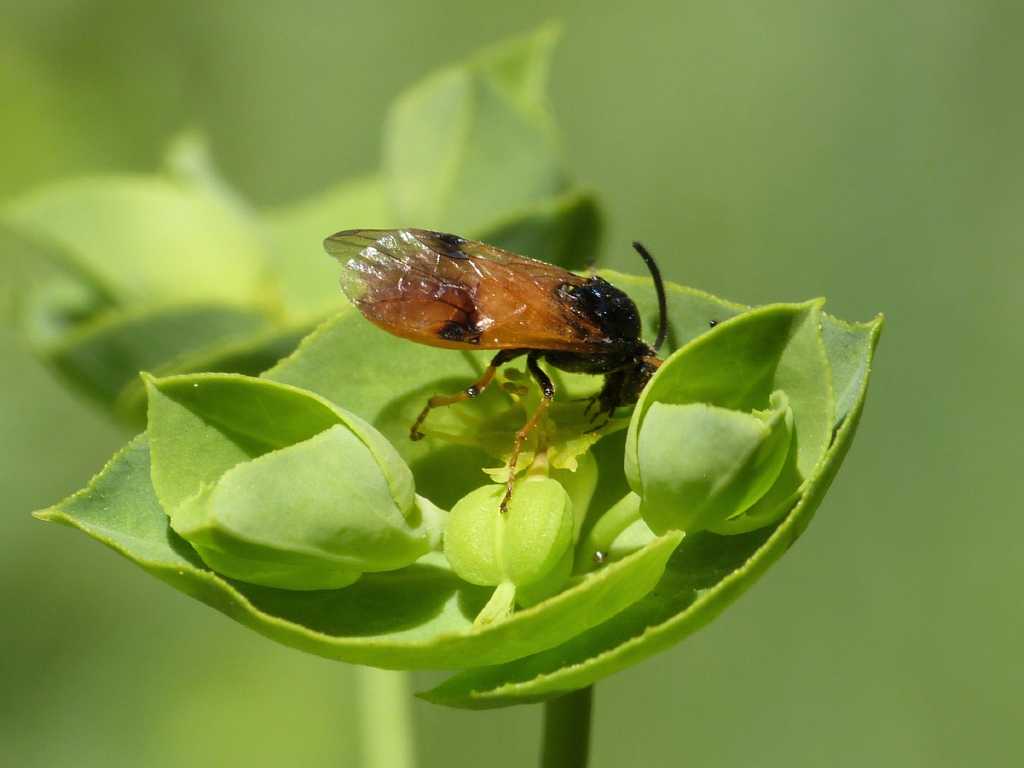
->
<box><xmin>413</xmin><ymin>685</ymin><xmax>440</xmax><ymax>704</ymax></box>
<box><xmin>412</xmin><ymin>681</ymin><xmax>476</xmax><ymax>709</ymax></box>
<box><xmin>32</xmin><ymin>507</ymin><xmax>60</xmax><ymax>523</ymax></box>
<box><xmin>533</xmin><ymin>18</ymin><xmax>564</xmax><ymax>46</ymax></box>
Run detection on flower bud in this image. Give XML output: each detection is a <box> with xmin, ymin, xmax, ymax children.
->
<box><xmin>443</xmin><ymin>477</ymin><xmax>574</xmax><ymax>599</ymax></box>
<box><xmin>633</xmin><ymin>391</ymin><xmax>793</xmax><ymax>534</ymax></box>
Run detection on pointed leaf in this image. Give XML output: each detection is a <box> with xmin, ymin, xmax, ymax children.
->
<box><xmin>383</xmin><ymin>25</ymin><xmax>564</xmax><ymax>232</ymax></box>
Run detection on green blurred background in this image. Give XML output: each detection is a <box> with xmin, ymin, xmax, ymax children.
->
<box><xmin>2</xmin><ymin>2</ymin><xmax>1020</xmax><ymax>766</ymax></box>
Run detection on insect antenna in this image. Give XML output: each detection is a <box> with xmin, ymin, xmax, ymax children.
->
<box><xmin>631</xmin><ymin>241</ymin><xmax>668</xmax><ymax>351</ymax></box>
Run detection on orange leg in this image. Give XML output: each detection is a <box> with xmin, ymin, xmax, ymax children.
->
<box><xmin>501</xmin><ymin>353</ymin><xmax>555</xmax><ymax>513</ymax></box>
<box><xmin>410</xmin><ymin>349</ymin><xmax>526</xmax><ymax>441</ymax></box>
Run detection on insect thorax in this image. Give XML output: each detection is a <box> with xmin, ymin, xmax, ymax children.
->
<box><xmin>562</xmin><ymin>277</ymin><xmax>643</xmax><ymax>342</ymax></box>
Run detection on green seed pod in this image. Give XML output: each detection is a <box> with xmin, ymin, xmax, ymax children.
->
<box><xmin>443</xmin><ymin>476</ymin><xmax>574</xmax><ymax>599</ymax></box>
<box><xmin>145</xmin><ymin>373</ymin><xmax>435</xmax><ymax>590</ymax></box>
<box><xmin>634</xmin><ymin>391</ymin><xmax>793</xmax><ymax>534</ymax></box>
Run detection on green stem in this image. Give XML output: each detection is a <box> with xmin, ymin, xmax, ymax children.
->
<box><xmin>474</xmin><ymin>580</ymin><xmax>517</xmax><ymax>627</ymax></box>
<box><xmin>357</xmin><ymin>667</ymin><xmax>414</xmax><ymax>768</ymax></box>
<box><xmin>541</xmin><ymin>686</ymin><xmax>593</xmax><ymax>768</ymax></box>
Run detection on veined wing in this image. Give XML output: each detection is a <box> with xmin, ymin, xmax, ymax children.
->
<box><xmin>324</xmin><ymin>228</ymin><xmax>614</xmax><ymax>352</ymax></box>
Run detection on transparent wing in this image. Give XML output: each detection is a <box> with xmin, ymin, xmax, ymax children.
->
<box><xmin>324</xmin><ymin>228</ymin><xmax>611</xmax><ymax>352</ymax></box>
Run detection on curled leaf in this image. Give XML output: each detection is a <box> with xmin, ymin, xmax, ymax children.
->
<box><xmin>635</xmin><ymin>391</ymin><xmax>793</xmax><ymax>534</ymax></box>
<box><xmin>145</xmin><ymin>373</ymin><xmax>429</xmax><ymax>590</ymax></box>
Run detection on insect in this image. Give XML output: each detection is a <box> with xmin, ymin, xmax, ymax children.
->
<box><xmin>324</xmin><ymin>228</ymin><xmax>668</xmax><ymax>509</ymax></box>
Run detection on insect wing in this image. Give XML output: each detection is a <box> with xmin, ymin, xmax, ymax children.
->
<box><xmin>324</xmin><ymin>229</ymin><xmax>609</xmax><ymax>352</ymax></box>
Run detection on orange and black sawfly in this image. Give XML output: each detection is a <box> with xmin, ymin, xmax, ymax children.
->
<box><xmin>324</xmin><ymin>228</ymin><xmax>668</xmax><ymax>508</ymax></box>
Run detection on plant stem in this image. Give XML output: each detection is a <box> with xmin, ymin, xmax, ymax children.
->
<box><xmin>474</xmin><ymin>580</ymin><xmax>517</xmax><ymax>627</ymax></box>
<box><xmin>541</xmin><ymin>686</ymin><xmax>593</xmax><ymax>768</ymax></box>
<box><xmin>358</xmin><ymin>667</ymin><xmax>414</xmax><ymax>768</ymax></box>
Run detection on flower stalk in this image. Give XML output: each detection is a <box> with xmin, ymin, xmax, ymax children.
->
<box><xmin>541</xmin><ymin>685</ymin><xmax>593</xmax><ymax>768</ymax></box>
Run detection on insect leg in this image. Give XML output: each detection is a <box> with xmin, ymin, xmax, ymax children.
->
<box><xmin>586</xmin><ymin>369</ymin><xmax>628</xmax><ymax>431</ymax></box>
<box><xmin>501</xmin><ymin>352</ymin><xmax>555</xmax><ymax>513</ymax></box>
<box><xmin>409</xmin><ymin>348</ymin><xmax>527</xmax><ymax>441</ymax></box>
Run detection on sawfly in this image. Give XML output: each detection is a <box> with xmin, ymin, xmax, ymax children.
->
<box><xmin>325</xmin><ymin>228</ymin><xmax>667</xmax><ymax>510</ymax></box>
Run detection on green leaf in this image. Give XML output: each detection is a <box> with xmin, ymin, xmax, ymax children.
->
<box><xmin>822</xmin><ymin>313</ymin><xmax>874</xmax><ymax>425</ymax></box>
<box><xmin>47</xmin><ymin>304</ymin><xmax>273</xmax><ymax>410</ymax></box>
<box><xmin>4</xmin><ymin>175</ymin><xmax>272</xmax><ymax>308</ymax></box>
<box><xmin>145</xmin><ymin>373</ymin><xmax>413</xmax><ymax>513</ymax></box>
<box><xmin>473</xmin><ymin>190</ymin><xmax>602</xmax><ymax>271</ymax></box>
<box><xmin>112</xmin><ymin>322</ymin><xmax>314</xmax><ymax>425</ymax></box>
<box><xmin>35</xmin><ymin>435</ymin><xmax>681</xmax><ymax>668</ymax></box>
<box><xmin>19</xmin><ymin>272</ymin><xmax>108</xmax><ymax>346</ymax></box>
<box><xmin>267</xmin><ymin>307</ymin><xmax>493</xmax><ymax>506</ymax></box>
<box><xmin>0</xmin><ymin>221</ymin><xmax>114</xmax><ymax>340</ymax></box>
<box><xmin>419</xmin><ymin>314</ymin><xmax>882</xmax><ymax>708</ymax></box>
<box><xmin>709</xmin><ymin>313</ymin><xmax>873</xmax><ymax>536</ymax></box>
<box><xmin>383</xmin><ymin>24</ymin><xmax>564</xmax><ymax>232</ymax></box>
<box><xmin>145</xmin><ymin>373</ymin><xmax>428</xmax><ymax>589</ymax></box>
<box><xmin>162</xmin><ymin>131</ymin><xmax>251</xmax><ymax>215</ymax></box>
<box><xmin>1</xmin><ymin>144</ymin><xmax>313</xmax><ymax>419</ymax></box>
<box><xmin>265</xmin><ymin>175</ymin><xmax>392</xmax><ymax>320</ymax></box>
<box><xmin>171</xmin><ymin>426</ymin><xmax>428</xmax><ymax>589</ymax></box>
